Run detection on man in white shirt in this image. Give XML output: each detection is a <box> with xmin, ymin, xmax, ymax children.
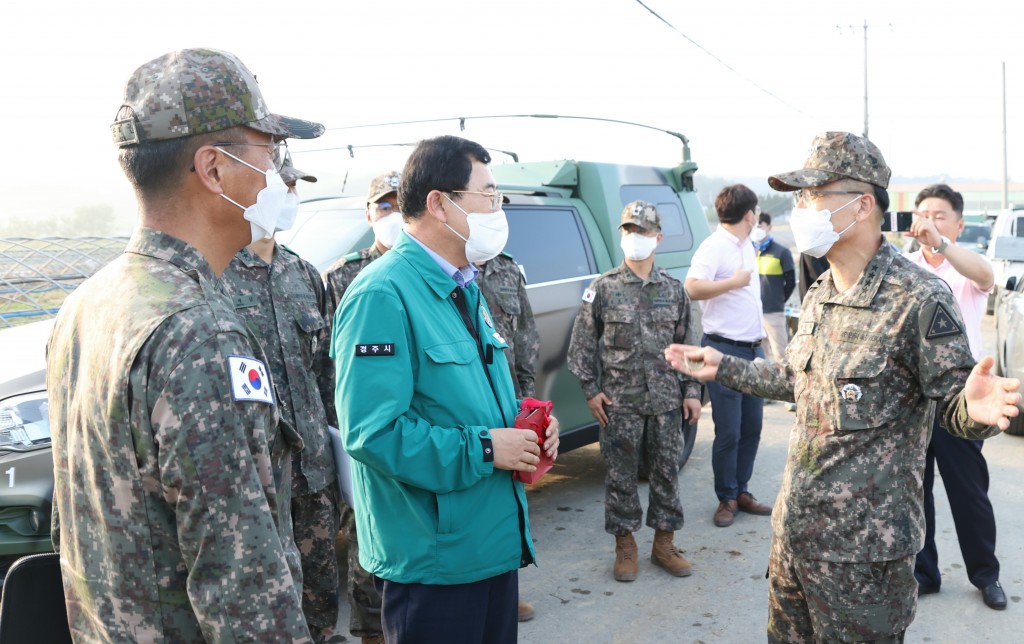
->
<box><xmin>685</xmin><ymin>184</ymin><xmax>772</xmax><ymax>528</ymax></box>
<box><xmin>904</xmin><ymin>183</ymin><xmax>1006</xmax><ymax>610</ymax></box>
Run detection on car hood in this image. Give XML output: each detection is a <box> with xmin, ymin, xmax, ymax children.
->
<box><xmin>0</xmin><ymin>319</ymin><xmax>53</xmax><ymax>399</ymax></box>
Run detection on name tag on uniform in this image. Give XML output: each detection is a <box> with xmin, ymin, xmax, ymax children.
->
<box><xmin>355</xmin><ymin>343</ymin><xmax>395</xmax><ymax>357</ymax></box>
<box><xmin>798</xmin><ymin>321</ymin><xmax>816</xmax><ymax>335</ymax></box>
<box><xmin>232</xmin><ymin>294</ymin><xmax>258</xmax><ymax>309</ymax></box>
<box><xmin>227</xmin><ymin>356</ymin><xmax>275</xmax><ymax>404</ymax></box>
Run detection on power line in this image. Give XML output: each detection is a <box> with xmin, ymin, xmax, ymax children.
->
<box><xmin>633</xmin><ymin>0</ymin><xmax>808</xmax><ymax>115</ymax></box>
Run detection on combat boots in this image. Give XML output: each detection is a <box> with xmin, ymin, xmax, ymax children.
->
<box><xmin>651</xmin><ymin>530</ymin><xmax>692</xmax><ymax>577</ymax></box>
<box><xmin>613</xmin><ymin>533</ymin><xmax>638</xmax><ymax>582</ymax></box>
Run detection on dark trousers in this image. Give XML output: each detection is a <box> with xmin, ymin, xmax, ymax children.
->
<box><xmin>702</xmin><ymin>335</ymin><xmax>764</xmax><ymax>501</ymax></box>
<box><xmin>376</xmin><ymin>570</ymin><xmax>518</xmax><ymax>644</ymax></box>
<box><xmin>915</xmin><ymin>417</ymin><xmax>999</xmax><ymax>589</ymax></box>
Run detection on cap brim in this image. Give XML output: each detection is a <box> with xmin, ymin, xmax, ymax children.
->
<box><xmin>368</xmin><ymin>189</ymin><xmax>398</xmax><ymax>204</ymax></box>
<box><xmin>281</xmin><ymin>168</ymin><xmax>317</xmax><ymax>183</ymax></box>
<box><xmin>249</xmin><ymin>113</ymin><xmax>325</xmax><ymax>140</ymax></box>
<box><xmin>768</xmin><ymin>168</ymin><xmax>843</xmax><ymax>192</ymax></box>
<box><xmin>618</xmin><ymin>217</ymin><xmax>656</xmax><ymax>231</ymax></box>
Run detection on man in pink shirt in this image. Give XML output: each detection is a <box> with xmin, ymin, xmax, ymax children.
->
<box><xmin>685</xmin><ymin>184</ymin><xmax>772</xmax><ymax>528</ymax></box>
<box><xmin>904</xmin><ymin>183</ymin><xmax>1006</xmax><ymax>610</ymax></box>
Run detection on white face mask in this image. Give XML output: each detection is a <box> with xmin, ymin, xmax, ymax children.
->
<box><xmin>443</xmin><ymin>195</ymin><xmax>509</xmax><ymax>263</ymax></box>
<box><xmin>789</xmin><ymin>195</ymin><xmax>861</xmax><ymax>258</ymax></box>
<box><xmin>275</xmin><ymin>192</ymin><xmax>301</xmax><ymax>233</ymax></box>
<box><xmin>750</xmin><ymin>227</ymin><xmax>768</xmax><ymax>244</ymax></box>
<box><xmin>372</xmin><ymin>211</ymin><xmax>405</xmax><ymax>249</ymax></box>
<box><xmin>217</xmin><ymin>147</ymin><xmax>290</xmax><ymax>244</ymax></box>
<box><xmin>620</xmin><ymin>231</ymin><xmax>659</xmax><ymax>261</ymax></box>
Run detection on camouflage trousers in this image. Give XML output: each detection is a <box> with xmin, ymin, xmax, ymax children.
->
<box><xmin>293</xmin><ymin>484</ymin><xmax>341</xmax><ymax>644</ymax></box>
<box><xmin>768</xmin><ymin>536</ymin><xmax>916</xmax><ymax>643</ymax></box>
<box><xmin>340</xmin><ymin>502</ymin><xmax>383</xmax><ymax>637</ymax></box>
<box><xmin>599</xmin><ymin>409</ymin><xmax>684</xmax><ymax>535</ymax></box>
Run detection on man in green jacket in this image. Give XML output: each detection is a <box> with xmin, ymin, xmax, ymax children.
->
<box><xmin>332</xmin><ymin>135</ymin><xmax>559</xmax><ymax>643</ymax></box>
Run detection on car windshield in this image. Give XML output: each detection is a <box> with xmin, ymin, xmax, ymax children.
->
<box><xmin>961</xmin><ymin>223</ymin><xmax>991</xmax><ymax>252</ymax></box>
<box><xmin>278</xmin><ymin>203</ymin><xmax>368</xmax><ymax>271</ymax></box>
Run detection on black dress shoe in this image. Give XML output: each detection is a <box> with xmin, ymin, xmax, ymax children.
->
<box><xmin>982</xmin><ymin>581</ymin><xmax>1007</xmax><ymax>610</ymax></box>
<box><xmin>918</xmin><ymin>583</ymin><xmax>940</xmax><ymax>596</ymax></box>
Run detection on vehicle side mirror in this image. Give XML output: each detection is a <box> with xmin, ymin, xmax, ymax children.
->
<box><xmin>1007</xmin><ymin>275</ymin><xmax>1017</xmax><ymax>291</ymax></box>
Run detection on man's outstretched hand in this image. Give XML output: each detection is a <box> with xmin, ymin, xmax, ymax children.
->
<box><xmin>965</xmin><ymin>356</ymin><xmax>1022</xmax><ymax>430</ymax></box>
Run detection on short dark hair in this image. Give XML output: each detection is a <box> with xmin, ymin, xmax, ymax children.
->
<box><xmin>118</xmin><ymin>126</ymin><xmax>245</xmax><ymax>198</ymax></box>
<box><xmin>399</xmin><ymin>135</ymin><xmax>491</xmax><ymax>219</ymax></box>
<box><xmin>715</xmin><ymin>184</ymin><xmax>757</xmax><ymax>224</ymax></box>
<box><xmin>873</xmin><ymin>184</ymin><xmax>890</xmax><ymax>214</ymax></box>
<box><xmin>759</xmin><ymin>212</ymin><xmax>772</xmax><ymax>226</ymax></box>
<box><xmin>915</xmin><ymin>183</ymin><xmax>964</xmax><ymax>216</ymax></box>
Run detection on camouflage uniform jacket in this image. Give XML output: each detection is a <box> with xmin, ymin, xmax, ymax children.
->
<box><xmin>46</xmin><ymin>228</ymin><xmax>310</xmax><ymax>642</ymax></box>
<box><xmin>568</xmin><ymin>263</ymin><xmax>701</xmax><ymax>415</ymax></box>
<box><xmin>717</xmin><ymin>241</ymin><xmax>1000</xmax><ymax>563</ymax></box>
<box><xmin>223</xmin><ymin>244</ymin><xmax>335</xmax><ymax>496</ymax></box>
<box><xmin>324</xmin><ymin>245</ymin><xmax>383</xmax><ymax>327</ymax></box>
<box><xmin>476</xmin><ymin>252</ymin><xmax>539</xmax><ymax>398</ymax></box>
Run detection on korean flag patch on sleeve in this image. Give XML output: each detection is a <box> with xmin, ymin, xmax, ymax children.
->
<box><xmin>228</xmin><ymin>356</ymin><xmax>275</xmax><ymax>404</ymax></box>
<box><xmin>582</xmin><ymin>288</ymin><xmax>596</xmax><ymax>303</ymax></box>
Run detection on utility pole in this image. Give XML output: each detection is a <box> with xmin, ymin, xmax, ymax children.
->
<box><xmin>862</xmin><ymin>20</ymin><xmax>869</xmax><ymax>139</ymax></box>
<box><xmin>1003</xmin><ymin>62</ymin><xmax>1009</xmax><ymax>209</ymax></box>
<box><xmin>839</xmin><ymin>20</ymin><xmax>885</xmax><ymax>140</ymax></box>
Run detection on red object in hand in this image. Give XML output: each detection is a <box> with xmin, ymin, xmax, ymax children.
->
<box><xmin>513</xmin><ymin>398</ymin><xmax>554</xmax><ymax>484</ymax></box>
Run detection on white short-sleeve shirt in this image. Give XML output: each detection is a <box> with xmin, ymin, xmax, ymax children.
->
<box><xmin>687</xmin><ymin>225</ymin><xmax>765</xmax><ymax>342</ymax></box>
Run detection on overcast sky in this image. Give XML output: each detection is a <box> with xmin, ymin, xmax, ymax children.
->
<box><xmin>3</xmin><ymin>0</ymin><xmax>1024</xmax><ymax>227</ymax></box>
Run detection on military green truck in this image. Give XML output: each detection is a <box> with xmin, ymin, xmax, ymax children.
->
<box><xmin>281</xmin><ymin>154</ymin><xmax>711</xmax><ymax>459</ymax></box>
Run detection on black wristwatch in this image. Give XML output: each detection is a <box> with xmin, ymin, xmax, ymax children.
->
<box><xmin>931</xmin><ymin>236</ymin><xmax>950</xmax><ymax>254</ymax></box>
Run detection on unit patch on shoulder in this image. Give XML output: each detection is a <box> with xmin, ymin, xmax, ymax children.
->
<box><xmin>582</xmin><ymin>288</ymin><xmax>596</xmax><ymax>303</ymax></box>
<box><xmin>355</xmin><ymin>343</ymin><xmax>395</xmax><ymax>357</ymax></box>
<box><xmin>925</xmin><ymin>302</ymin><xmax>962</xmax><ymax>340</ymax></box>
<box><xmin>227</xmin><ymin>356</ymin><xmax>275</xmax><ymax>404</ymax></box>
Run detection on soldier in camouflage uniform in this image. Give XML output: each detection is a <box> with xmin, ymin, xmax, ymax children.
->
<box><xmin>665</xmin><ymin>131</ymin><xmax>1022</xmax><ymax>642</ymax></box>
<box><xmin>476</xmin><ymin>252</ymin><xmax>539</xmax><ymax>399</ymax></box>
<box><xmin>323</xmin><ymin>171</ymin><xmax>402</xmax><ymax>318</ymax></box>
<box><xmin>223</xmin><ymin>155</ymin><xmax>345</xmax><ymax>644</ymax></box>
<box><xmin>321</xmin><ymin>173</ymin><xmax>400</xmax><ymax>643</ymax></box>
<box><xmin>46</xmin><ymin>48</ymin><xmax>323</xmax><ymax>640</ymax></box>
<box><xmin>475</xmin><ymin>251</ymin><xmax>541</xmax><ymax>621</ymax></box>
<box><xmin>568</xmin><ymin>201</ymin><xmax>703</xmax><ymax>583</ymax></box>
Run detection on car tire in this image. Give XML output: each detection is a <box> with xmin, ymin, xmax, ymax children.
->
<box><xmin>1006</xmin><ymin>409</ymin><xmax>1024</xmax><ymax>436</ymax></box>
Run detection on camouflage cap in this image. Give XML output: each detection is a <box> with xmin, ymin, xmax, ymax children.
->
<box><xmin>367</xmin><ymin>171</ymin><xmax>401</xmax><ymax>204</ymax></box>
<box><xmin>619</xmin><ymin>200</ymin><xmax>661</xmax><ymax>231</ymax></box>
<box><xmin>279</xmin><ymin>152</ymin><xmax>317</xmax><ymax>184</ymax></box>
<box><xmin>768</xmin><ymin>131</ymin><xmax>891</xmax><ymax>191</ymax></box>
<box><xmin>111</xmin><ymin>48</ymin><xmax>325</xmax><ymax>147</ymax></box>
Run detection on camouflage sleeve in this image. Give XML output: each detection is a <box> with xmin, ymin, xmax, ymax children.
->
<box><xmin>322</xmin><ymin>270</ymin><xmax>341</xmax><ymax>328</ymax></box>
<box><xmin>717</xmin><ymin>354</ymin><xmax>795</xmax><ymax>402</ymax></box>
<box><xmin>320</xmin><ymin>269</ymin><xmax>345</xmax><ymax>427</ymax></box>
<box><xmin>567</xmin><ymin>281</ymin><xmax>603</xmax><ymax>400</ymax></box>
<box><xmin>916</xmin><ymin>295</ymin><xmax>1001</xmax><ymax>440</ymax></box>
<box><xmin>150</xmin><ymin>334</ymin><xmax>310</xmax><ymax>640</ymax></box>
<box><xmin>513</xmin><ymin>272</ymin><xmax>539</xmax><ymax>399</ymax></box>
<box><xmin>675</xmin><ymin>293</ymin><xmax>702</xmax><ymax>400</ymax></box>
<box><xmin>308</xmin><ymin>264</ymin><xmax>338</xmax><ymax>428</ymax></box>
